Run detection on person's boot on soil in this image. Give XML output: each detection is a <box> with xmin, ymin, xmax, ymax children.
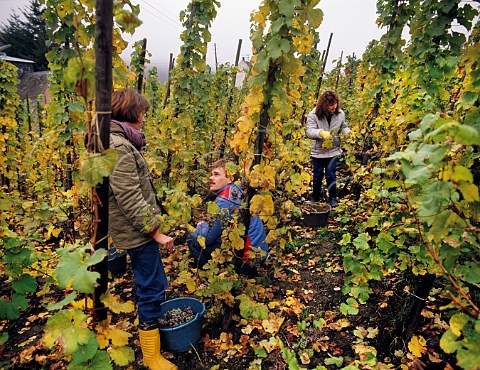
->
<box><xmin>138</xmin><ymin>324</ymin><xmax>177</xmax><ymax>370</ymax></box>
<box><xmin>328</xmin><ymin>181</ymin><xmax>338</xmax><ymax>208</ymax></box>
<box><xmin>329</xmin><ymin>197</ymin><xmax>339</xmax><ymax>208</ymax></box>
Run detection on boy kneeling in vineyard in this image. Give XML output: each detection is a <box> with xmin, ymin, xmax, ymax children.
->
<box><xmin>187</xmin><ymin>159</ymin><xmax>269</xmax><ymax>275</ymax></box>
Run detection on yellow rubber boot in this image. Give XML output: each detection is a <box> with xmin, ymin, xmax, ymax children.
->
<box><xmin>138</xmin><ymin>328</ymin><xmax>177</xmax><ymax>370</ymax></box>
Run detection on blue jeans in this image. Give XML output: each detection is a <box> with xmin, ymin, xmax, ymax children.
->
<box><xmin>311</xmin><ymin>156</ymin><xmax>338</xmax><ymax>202</ymax></box>
<box><xmin>127</xmin><ymin>239</ymin><xmax>168</xmax><ymax>323</ymax></box>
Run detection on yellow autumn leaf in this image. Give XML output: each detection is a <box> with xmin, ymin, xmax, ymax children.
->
<box><xmin>268</xmin><ymin>301</ymin><xmax>280</xmax><ymax>309</ymax></box>
<box><xmin>284</xmin><ymin>296</ymin><xmax>305</xmax><ymax>316</ymax></box>
<box><xmin>207</xmin><ymin>201</ymin><xmax>220</xmax><ymax>215</ymax></box>
<box><xmin>225</xmin><ymin>162</ymin><xmax>238</xmax><ymax>180</ymax></box>
<box><xmin>293</xmin><ymin>33</ymin><xmax>314</xmax><ymax>55</ymax></box>
<box><xmin>408</xmin><ymin>335</ymin><xmax>427</xmax><ymax>357</ymax></box>
<box><xmin>282</xmin><ymin>200</ymin><xmax>295</xmax><ymax>212</ymax></box>
<box><xmin>253</xmin><ymin>7</ymin><xmax>267</xmax><ymax>26</ymax></box>
<box><xmin>262</xmin><ymin>313</ymin><xmax>285</xmax><ymax>335</ymax></box>
<box><xmin>107</xmin><ymin>328</ymin><xmax>131</xmax><ymax>347</ymax></box>
<box><xmin>230</xmin><ymin>130</ymin><xmax>250</xmax><ymax>153</ymax></box>
<box><xmin>228</xmin><ymin>227</ymin><xmax>245</xmax><ymax>251</ymax></box>
<box><xmin>109</xmin><ymin>346</ymin><xmax>135</xmax><ymax>366</ymax></box>
<box><xmin>366</xmin><ymin>327</ymin><xmax>379</xmax><ymax>338</ymax></box>
<box><xmin>259</xmin><ymin>338</ymin><xmax>278</xmax><ymax>353</ymax></box>
<box><xmin>100</xmin><ymin>291</ymin><xmax>134</xmax><ymax>314</ymax></box>
<box><xmin>288</xmin><ymin>89</ymin><xmax>301</xmax><ymax>99</ymax></box>
<box><xmin>244</xmin><ymin>89</ymin><xmax>264</xmax><ymax>110</ymax></box>
<box><xmin>46</xmin><ymin>223</ymin><xmax>62</xmax><ymax>238</ymax></box>
<box><xmin>285</xmin><ymin>172</ymin><xmax>311</xmax><ymax>195</ymax></box>
<box><xmin>250</xmin><ymin>194</ymin><xmax>274</xmax><ymax>221</ymax></box>
<box><xmin>241</xmin><ymin>324</ymin><xmax>254</xmax><ymax>335</ymax></box>
<box><xmin>186</xmin><ymin>278</ymin><xmax>197</xmax><ymax>293</ymax></box>
<box><xmin>197</xmin><ymin>236</ymin><xmax>206</xmax><ymax>249</ymax></box>
<box><xmin>266</xmin><ymin>230</ymin><xmax>277</xmax><ymax>243</ymax></box>
<box><xmin>236</xmin><ymin>115</ymin><xmax>255</xmax><ymax>132</ymax></box>
<box><xmin>353</xmin><ymin>343</ymin><xmax>377</xmax><ymax>361</ymax></box>
<box><xmin>97</xmin><ymin>332</ymin><xmax>109</xmax><ymax>349</ymax></box>
<box><xmin>300</xmin><ymin>350</ymin><xmax>311</xmax><ymax>364</ymax></box>
<box><xmin>322</xmin><ymin>137</ymin><xmax>333</xmax><ymax>149</ymax></box>
<box><xmin>442</xmin><ymin>165</ymin><xmax>473</xmax><ymax>183</ymax></box>
<box><xmin>249</xmin><ymin>164</ymin><xmax>276</xmax><ymax>191</ymax></box>
<box><xmin>70</xmin><ymin>296</ymin><xmax>93</xmax><ymax>309</ymax></box>
<box><xmin>64</xmin><ymin>188</ymin><xmax>77</xmax><ymax>198</ymax></box>
<box><xmin>265</xmin><ymin>215</ymin><xmax>278</xmax><ymax>229</ymax></box>
<box><xmin>458</xmin><ymin>182</ymin><xmax>479</xmax><ymax>202</ymax></box>
<box><xmin>329</xmin><ymin>318</ymin><xmax>350</xmax><ymax>331</ymax></box>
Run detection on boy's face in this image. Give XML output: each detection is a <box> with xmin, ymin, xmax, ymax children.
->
<box><xmin>209</xmin><ymin>166</ymin><xmax>232</xmax><ymax>192</ymax></box>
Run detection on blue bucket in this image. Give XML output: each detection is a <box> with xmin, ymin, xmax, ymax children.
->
<box><xmin>159</xmin><ymin>297</ymin><xmax>205</xmax><ymax>353</ymax></box>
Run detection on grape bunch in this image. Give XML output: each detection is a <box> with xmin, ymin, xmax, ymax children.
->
<box><xmin>158</xmin><ymin>306</ymin><xmax>195</xmax><ymax>328</ymax></box>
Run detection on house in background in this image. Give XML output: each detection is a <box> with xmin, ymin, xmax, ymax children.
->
<box><xmin>16</xmin><ymin>70</ymin><xmax>50</xmax><ymax>110</ymax></box>
<box><xmin>0</xmin><ymin>50</ymin><xmax>35</xmax><ymax>76</ymax></box>
<box><xmin>1</xmin><ymin>44</ymin><xmax>50</xmax><ymax>118</ymax></box>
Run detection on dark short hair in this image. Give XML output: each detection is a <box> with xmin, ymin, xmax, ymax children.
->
<box><xmin>209</xmin><ymin>158</ymin><xmax>230</xmax><ymax>172</ymax></box>
<box><xmin>315</xmin><ymin>90</ymin><xmax>340</xmax><ymax>118</ymax></box>
<box><xmin>111</xmin><ymin>88</ymin><xmax>150</xmax><ymax>123</ymax></box>
<box><xmin>209</xmin><ymin>158</ymin><xmax>238</xmax><ymax>181</ymax></box>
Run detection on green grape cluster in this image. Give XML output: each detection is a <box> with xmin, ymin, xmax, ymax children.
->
<box><xmin>158</xmin><ymin>306</ymin><xmax>195</xmax><ymax>328</ymax></box>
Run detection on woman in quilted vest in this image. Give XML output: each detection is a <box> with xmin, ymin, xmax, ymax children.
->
<box><xmin>109</xmin><ymin>88</ymin><xmax>176</xmax><ymax>370</ymax></box>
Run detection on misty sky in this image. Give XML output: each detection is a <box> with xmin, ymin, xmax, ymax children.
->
<box><xmin>1</xmin><ymin>0</ymin><xmax>385</xmax><ymax>79</ymax></box>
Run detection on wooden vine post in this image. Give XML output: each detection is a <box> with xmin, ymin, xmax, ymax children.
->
<box><xmin>315</xmin><ymin>32</ymin><xmax>333</xmax><ymax>100</ymax></box>
<box><xmin>219</xmin><ymin>38</ymin><xmax>243</xmax><ymax>156</ymax></box>
<box><xmin>162</xmin><ymin>52</ymin><xmax>174</xmax><ymax>109</ymax></box>
<box><xmin>239</xmin><ymin>64</ymin><xmax>279</xmax><ymax>270</ymax></box>
<box><xmin>92</xmin><ymin>0</ymin><xmax>113</xmax><ymax>322</ymax></box>
<box><xmin>334</xmin><ymin>50</ymin><xmax>343</xmax><ymax>90</ymax></box>
<box><xmin>136</xmin><ymin>38</ymin><xmax>147</xmax><ymax>93</ymax></box>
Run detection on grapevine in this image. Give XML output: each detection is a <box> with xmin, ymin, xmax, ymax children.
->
<box><xmin>1</xmin><ymin>1</ymin><xmax>479</xmax><ymax>369</ymax></box>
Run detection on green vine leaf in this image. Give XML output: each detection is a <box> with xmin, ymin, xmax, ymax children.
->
<box><xmin>79</xmin><ymin>149</ymin><xmax>119</xmax><ymax>186</ymax></box>
<box><xmin>266</xmin><ymin>35</ymin><xmax>290</xmax><ymax>59</ymax></box>
<box><xmin>47</xmin><ymin>292</ymin><xmax>78</xmax><ymax>311</ymax></box>
<box><xmin>237</xmin><ymin>294</ymin><xmax>269</xmax><ymax>320</ymax></box>
<box><xmin>0</xmin><ymin>294</ymin><xmax>28</xmax><ymax>320</ymax></box>
<box><xmin>340</xmin><ymin>298</ymin><xmax>359</xmax><ymax>315</ymax></box>
<box><xmin>277</xmin><ymin>0</ymin><xmax>300</xmax><ymax>18</ymax></box>
<box><xmin>67</xmin><ymin>350</ymin><xmax>113</xmax><ymax>370</ymax></box>
<box><xmin>71</xmin><ymin>334</ymin><xmax>99</xmax><ymax>365</ymax></box>
<box><xmin>12</xmin><ymin>274</ymin><xmax>37</xmax><ymax>294</ymax></box>
<box><xmin>43</xmin><ymin>309</ymin><xmax>93</xmax><ymax>355</ymax></box>
<box><xmin>56</xmin><ymin>246</ymin><xmax>107</xmax><ymax>294</ymax></box>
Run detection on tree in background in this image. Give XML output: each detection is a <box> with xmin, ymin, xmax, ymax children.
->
<box><xmin>0</xmin><ymin>0</ymin><xmax>49</xmax><ymax>71</ymax></box>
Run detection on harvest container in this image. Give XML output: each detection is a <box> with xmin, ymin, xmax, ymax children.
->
<box><xmin>302</xmin><ymin>202</ymin><xmax>331</xmax><ymax>227</ymax></box>
<box><xmin>159</xmin><ymin>297</ymin><xmax>206</xmax><ymax>353</ymax></box>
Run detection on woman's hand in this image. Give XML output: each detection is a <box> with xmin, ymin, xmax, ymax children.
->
<box><xmin>154</xmin><ymin>232</ymin><xmax>174</xmax><ymax>249</ymax></box>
